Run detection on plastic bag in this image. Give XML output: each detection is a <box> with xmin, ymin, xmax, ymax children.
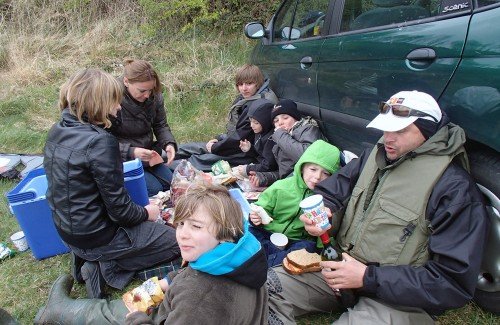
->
<box><xmin>170</xmin><ymin>160</ymin><xmax>211</xmax><ymax>204</ymax></box>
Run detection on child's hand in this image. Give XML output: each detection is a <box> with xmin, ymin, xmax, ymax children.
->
<box><xmin>237</xmin><ymin>165</ymin><xmax>247</xmax><ymax>176</ymax></box>
<box><xmin>248</xmin><ymin>171</ymin><xmax>261</xmax><ymax>187</ymax></box>
<box><xmin>249</xmin><ymin>212</ymin><xmax>262</xmax><ymax>226</ymax></box>
<box><xmin>239</xmin><ymin>139</ymin><xmax>251</xmax><ymax>152</ymax></box>
<box><xmin>206</xmin><ymin>139</ymin><xmax>218</xmax><ymax>152</ymax></box>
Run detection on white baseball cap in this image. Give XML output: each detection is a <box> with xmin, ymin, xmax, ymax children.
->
<box><xmin>367</xmin><ymin>90</ymin><xmax>442</xmax><ymax>132</ymax></box>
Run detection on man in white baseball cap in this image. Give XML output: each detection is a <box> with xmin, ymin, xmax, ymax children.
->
<box><xmin>266</xmin><ymin>90</ymin><xmax>489</xmax><ymax>324</ymax></box>
<box><xmin>367</xmin><ymin>90</ymin><xmax>444</xmax><ymax>161</ymax></box>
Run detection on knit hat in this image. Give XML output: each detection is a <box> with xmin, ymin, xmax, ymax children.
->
<box><xmin>247</xmin><ymin>99</ymin><xmax>274</xmax><ymax>134</ymax></box>
<box><xmin>271</xmin><ymin>99</ymin><xmax>302</xmax><ymax>121</ymax></box>
<box><xmin>367</xmin><ymin>90</ymin><xmax>442</xmax><ymax>132</ymax></box>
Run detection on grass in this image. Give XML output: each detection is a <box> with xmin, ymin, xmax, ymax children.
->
<box><xmin>0</xmin><ymin>1</ymin><xmax>498</xmax><ymax>324</ymax></box>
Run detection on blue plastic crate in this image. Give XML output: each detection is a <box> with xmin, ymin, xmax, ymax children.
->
<box><xmin>6</xmin><ymin>168</ymin><xmax>70</xmax><ymax>260</ymax></box>
<box><xmin>6</xmin><ymin>160</ymin><xmax>149</xmax><ymax>260</ymax></box>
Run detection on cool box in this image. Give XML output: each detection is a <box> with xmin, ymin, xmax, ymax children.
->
<box><xmin>6</xmin><ymin>159</ymin><xmax>148</xmax><ymax>260</ymax></box>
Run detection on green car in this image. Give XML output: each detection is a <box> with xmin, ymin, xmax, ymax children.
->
<box><xmin>245</xmin><ymin>0</ymin><xmax>499</xmax><ymax>314</ymax></box>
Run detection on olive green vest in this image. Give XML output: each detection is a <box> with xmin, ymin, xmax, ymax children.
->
<box><xmin>337</xmin><ymin>144</ymin><xmax>459</xmax><ymax>266</ymax></box>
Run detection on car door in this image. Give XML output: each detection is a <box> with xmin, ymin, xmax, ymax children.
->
<box><xmin>317</xmin><ymin>0</ymin><xmax>473</xmax><ymax>153</ymax></box>
<box><xmin>249</xmin><ymin>0</ymin><xmax>333</xmax><ymax>119</ymax></box>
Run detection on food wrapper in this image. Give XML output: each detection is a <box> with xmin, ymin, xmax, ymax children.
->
<box><xmin>0</xmin><ymin>243</ymin><xmax>15</xmax><ymax>260</ymax></box>
<box><xmin>250</xmin><ymin>203</ymin><xmax>273</xmax><ymax>225</ymax></box>
<box><xmin>211</xmin><ymin>160</ymin><xmax>231</xmax><ymax>176</ymax></box>
<box><xmin>211</xmin><ymin>173</ymin><xmax>238</xmax><ymax>186</ymax></box>
<box><xmin>122</xmin><ymin>276</ymin><xmax>164</xmax><ymax>314</ymax></box>
<box><xmin>148</xmin><ymin>151</ymin><xmax>164</xmax><ymax>167</ymax></box>
<box><xmin>171</xmin><ymin>160</ymin><xmax>211</xmax><ymax>204</ymax></box>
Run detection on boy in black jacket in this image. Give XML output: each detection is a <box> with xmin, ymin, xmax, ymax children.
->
<box><xmin>237</xmin><ymin>99</ymin><xmax>277</xmax><ymax>177</ymax></box>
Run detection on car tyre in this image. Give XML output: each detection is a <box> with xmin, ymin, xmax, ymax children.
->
<box><xmin>473</xmin><ymin>288</ymin><xmax>500</xmax><ymax>315</ymax></box>
<box><xmin>467</xmin><ymin>144</ymin><xmax>500</xmax><ymax>315</ymax></box>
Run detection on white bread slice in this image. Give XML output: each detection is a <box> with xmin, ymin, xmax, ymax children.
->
<box><xmin>287</xmin><ymin>249</ymin><xmax>321</xmax><ymax>269</ymax></box>
<box><xmin>282</xmin><ymin>257</ymin><xmax>321</xmax><ymax>275</ymax></box>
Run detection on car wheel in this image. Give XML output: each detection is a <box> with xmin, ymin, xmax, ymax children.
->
<box><xmin>473</xmin><ymin>288</ymin><xmax>500</xmax><ymax>315</ymax></box>
<box><xmin>467</xmin><ymin>144</ymin><xmax>500</xmax><ymax>315</ymax></box>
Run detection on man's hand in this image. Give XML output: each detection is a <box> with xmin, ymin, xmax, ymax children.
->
<box><xmin>239</xmin><ymin>139</ymin><xmax>251</xmax><ymax>152</ymax></box>
<box><xmin>320</xmin><ymin>253</ymin><xmax>367</xmax><ymax>290</ymax></box>
<box><xmin>206</xmin><ymin>139</ymin><xmax>218</xmax><ymax>153</ymax></box>
<box><xmin>133</xmin><ymin>148</ymin><xmax>153</xmax><ymax>162</ymax></box>
<box><xmin>249</xmin><ymin>212</ymin><xmax>262</xmax><ymax>226</ymax></box>
<box><xmin>164</xmin><ymin>144</ymin><xmax>176</xmax><ymax>165</ymax></box>
<box><xmin>299</xmin><ymin>208</ymin><xmax>332</xmax><ymax>237</ymax></box>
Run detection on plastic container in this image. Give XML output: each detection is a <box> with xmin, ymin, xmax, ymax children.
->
<box><xmin>6</xmin><ymin>160</ymin><xmax>149</xmax><ymax>260</ymax></box>
<box><xmin>123</xmin><ymin>158</ymin><xmax>149</xmax><ymax>206</ymax></box>
<box><xmin>228</xmin><ymin>188</ymin><xmax>251</xmax><ymax>219</ymax></box>
<box><xmin>6</xmin><ymin>168</ymin><xmax>70</xmax><ymax>260</ymax></box>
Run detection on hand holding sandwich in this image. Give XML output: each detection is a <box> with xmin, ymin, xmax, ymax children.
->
<box><xmin>321</xmin><ymin>253</ymin><xmax>367</xmax><ymax>290</ymax></box>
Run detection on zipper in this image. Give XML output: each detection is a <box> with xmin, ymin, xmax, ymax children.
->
<box><xmin>348</xmin><ymin>170</ymin><xmax>390</xmax><ymax>251</ymax></box>
<box><xmin>282</xmin><ymin>190</ymin><xmax>310</xmax><ymax>235</ymax></box>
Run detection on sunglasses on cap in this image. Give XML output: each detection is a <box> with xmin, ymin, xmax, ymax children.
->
<box><xmin>378</xmin><ymin>102</ymin><xmax>439</xmax><ymax>123</ymax></box>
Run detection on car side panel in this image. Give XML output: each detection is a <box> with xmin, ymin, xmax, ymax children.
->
<box><xmin>317</xmin><ymin>17</ymin><xmax>470</xmax><ymax>153</ymax></box>
<box><xmin>439</xmin><ymin>6</ymin><xmax>500</xmax><ymax>152</ymax></box>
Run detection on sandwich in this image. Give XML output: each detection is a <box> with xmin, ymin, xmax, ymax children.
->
<box><xmin>250</xmin><ymin>203</ymin><xmax>273</xmax><ymax>225</ymax></box>
<box><xmin>282</xmin><ymin>249</ymin><xmax>322</xmax><ymax>275</ymax></box>
<box><xmin>122</xmin><ymin>276</ymin><xmax>164</xmax><ymax>314</ymax></box>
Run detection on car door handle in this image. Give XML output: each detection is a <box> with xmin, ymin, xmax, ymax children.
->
<box><xmin>300</xmin><ymin>56</ymin><xmax>313</xmax><ymax>69</ymax></box>
<box><xmin>406</xmin><ymin>48</ymin><xmax>436</xmax><ymax>61</ymax></box>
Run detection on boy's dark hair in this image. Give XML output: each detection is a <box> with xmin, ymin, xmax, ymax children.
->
<box><xmin>235</xmin><ymin>64</ymin><xmax>264</xmax><ymax>90</ymax></box>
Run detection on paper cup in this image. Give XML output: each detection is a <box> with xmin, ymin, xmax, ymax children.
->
<box><xmin>270</xmin><ymin>233</ymin><xmax>288</xmax><ymax>250</ymax></box>
<box><xmin>299</xmin><ymin>194</ymin><xmax>330</xmax><ymax>230</ymax></box>
<box><xmin>10</xmin><ymin>231</ymin><xmax>29</xmax><ymax>252</ymax></box>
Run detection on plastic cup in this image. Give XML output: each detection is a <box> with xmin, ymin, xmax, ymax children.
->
<box><xmin>270</xmin><ymin>233</ymin><xmax>288</xmax><ymax>250</ymax></box>
<box><xmin>10</xmin><ymin>231</ymin><xmax>29</xmax><ymax>252</ymax></box>
<box><xmin>299</xmin><ymin>194</ymin><xmax>330</xmax><ymax>230</ymax></box>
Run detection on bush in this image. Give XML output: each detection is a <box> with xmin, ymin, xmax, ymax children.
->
<box><xmin>138</xmin><ymin>0</ymin><xmax>281</xmax><ymax>36</ymax></box>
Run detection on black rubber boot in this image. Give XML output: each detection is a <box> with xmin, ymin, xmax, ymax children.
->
<box><xmin>0</xmin><ymin>308</ymin><xmax>18</xmax><ymax>325</ymax></box>
<box><xmin>70</xmin><ymin>252</ymin><xmax>85</xmax><ymax>284</ymax></box>
<box><xmin>81</xmin><ymin>261</ymin><xmax>107</xmax><ymax>299</ymax></box>
<box><xmin>34</xmin><ymin>275</ymin><xmax>93</xmax><ymax>324</ymax></box>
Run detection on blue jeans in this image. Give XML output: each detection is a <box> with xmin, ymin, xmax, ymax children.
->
<box><xmin>249</xmin><ymin>226</ymin><xmax>317</xmax><ymax>267</ymax></box>
<box><xmin>145</xmin><ymin>163</ymin><xmax>173</xmax><ymax>196</ymax></box>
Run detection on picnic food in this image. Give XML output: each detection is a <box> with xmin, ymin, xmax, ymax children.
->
<box><xmin>122</xmin><ymin>276</ymin><xmax>164</xmax><ymax>314</ymax></box>
<box><xmin>250</xmin><ymin>203</ymin><xmax>273</xmax><ymax>224</ymax></box>
<box><xmin>282</xmin><ymin>249</ymin><xmax>321</xmax><ymax>275</ymax></box>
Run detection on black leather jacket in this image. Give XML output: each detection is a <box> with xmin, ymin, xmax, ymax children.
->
<box><xmin>43</xmin><ymin>109</ymin><xmax>148</xmax><ymax>249</ymax></box>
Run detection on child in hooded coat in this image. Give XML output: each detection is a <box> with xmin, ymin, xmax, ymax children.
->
<box><xmin>237</xmin><ymin>99</ymin><xmax>278</xmax><ymax>177</ymax></box>
<box><xmin>248</xmin><ymin>140</ymin><xmax>341</xmax><ymax>267</ymax></box>
<box><xmin>248</xmin><ymin>99</ymin><xmax>324</xmax><ymax>187</ymax></box>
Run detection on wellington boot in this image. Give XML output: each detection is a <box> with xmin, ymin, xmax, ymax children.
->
<box><xmin>34</xmin><ymin>274</ymin><xmax>94</xmax><ymax>325</ymax></box>
<box><xmin>0</xmin><ymin>308</ymin><xmax>18</xmax><ymax>325</ymax></box>
<box><xmin>70</xmin><ymin>252</ymin><xmax>85</xmax><ymax>284</ymax></box>
<box><xmin>81</xmin><ymin>261</ymin><xmax>107</xmax><ymax>299</ymax></box>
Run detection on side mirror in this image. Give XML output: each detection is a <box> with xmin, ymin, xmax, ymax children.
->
<box><xmin>244</xmin><ymin>22</ymin><xmax>266</xmax><ymax>39</ymax></box>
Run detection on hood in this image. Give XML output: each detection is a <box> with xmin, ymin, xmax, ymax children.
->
<box><xmin>293</xmin><ymin>139</ymin><xmax>341</xmax><ymax>189</ymax></box>
<box><xmin>257</xmin><ymin>78</ymin><xmax>271</xmax><ymax>95</ymax></box>
<box><xmin>189</xmin><ymin>220</ymin><xmax>267</xmax><ymax>289</ymax></box>
<box><xmin>247</xmin><ymin>99</ymin><xmax>274</xmax><ymax>134</ymax></box>
<box><xmin>377</xmin><ymin>120</ymin><xmax>469</xmax><ymax>170</ymax></box>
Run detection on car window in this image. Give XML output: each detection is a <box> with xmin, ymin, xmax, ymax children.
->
<box><xmin>273</xmin><ymin>0</ymin><xmax>330</xmax><ymax>42</ymax></box>
<box><xmin>477</xmin><ymin>0</ymin><xmax>500</xmax><ymax>7</ymax></box>
<box><xmin>341</xmin><ymin>0</ymin><xmax>472</xmax><ymax>32</ymax></box>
